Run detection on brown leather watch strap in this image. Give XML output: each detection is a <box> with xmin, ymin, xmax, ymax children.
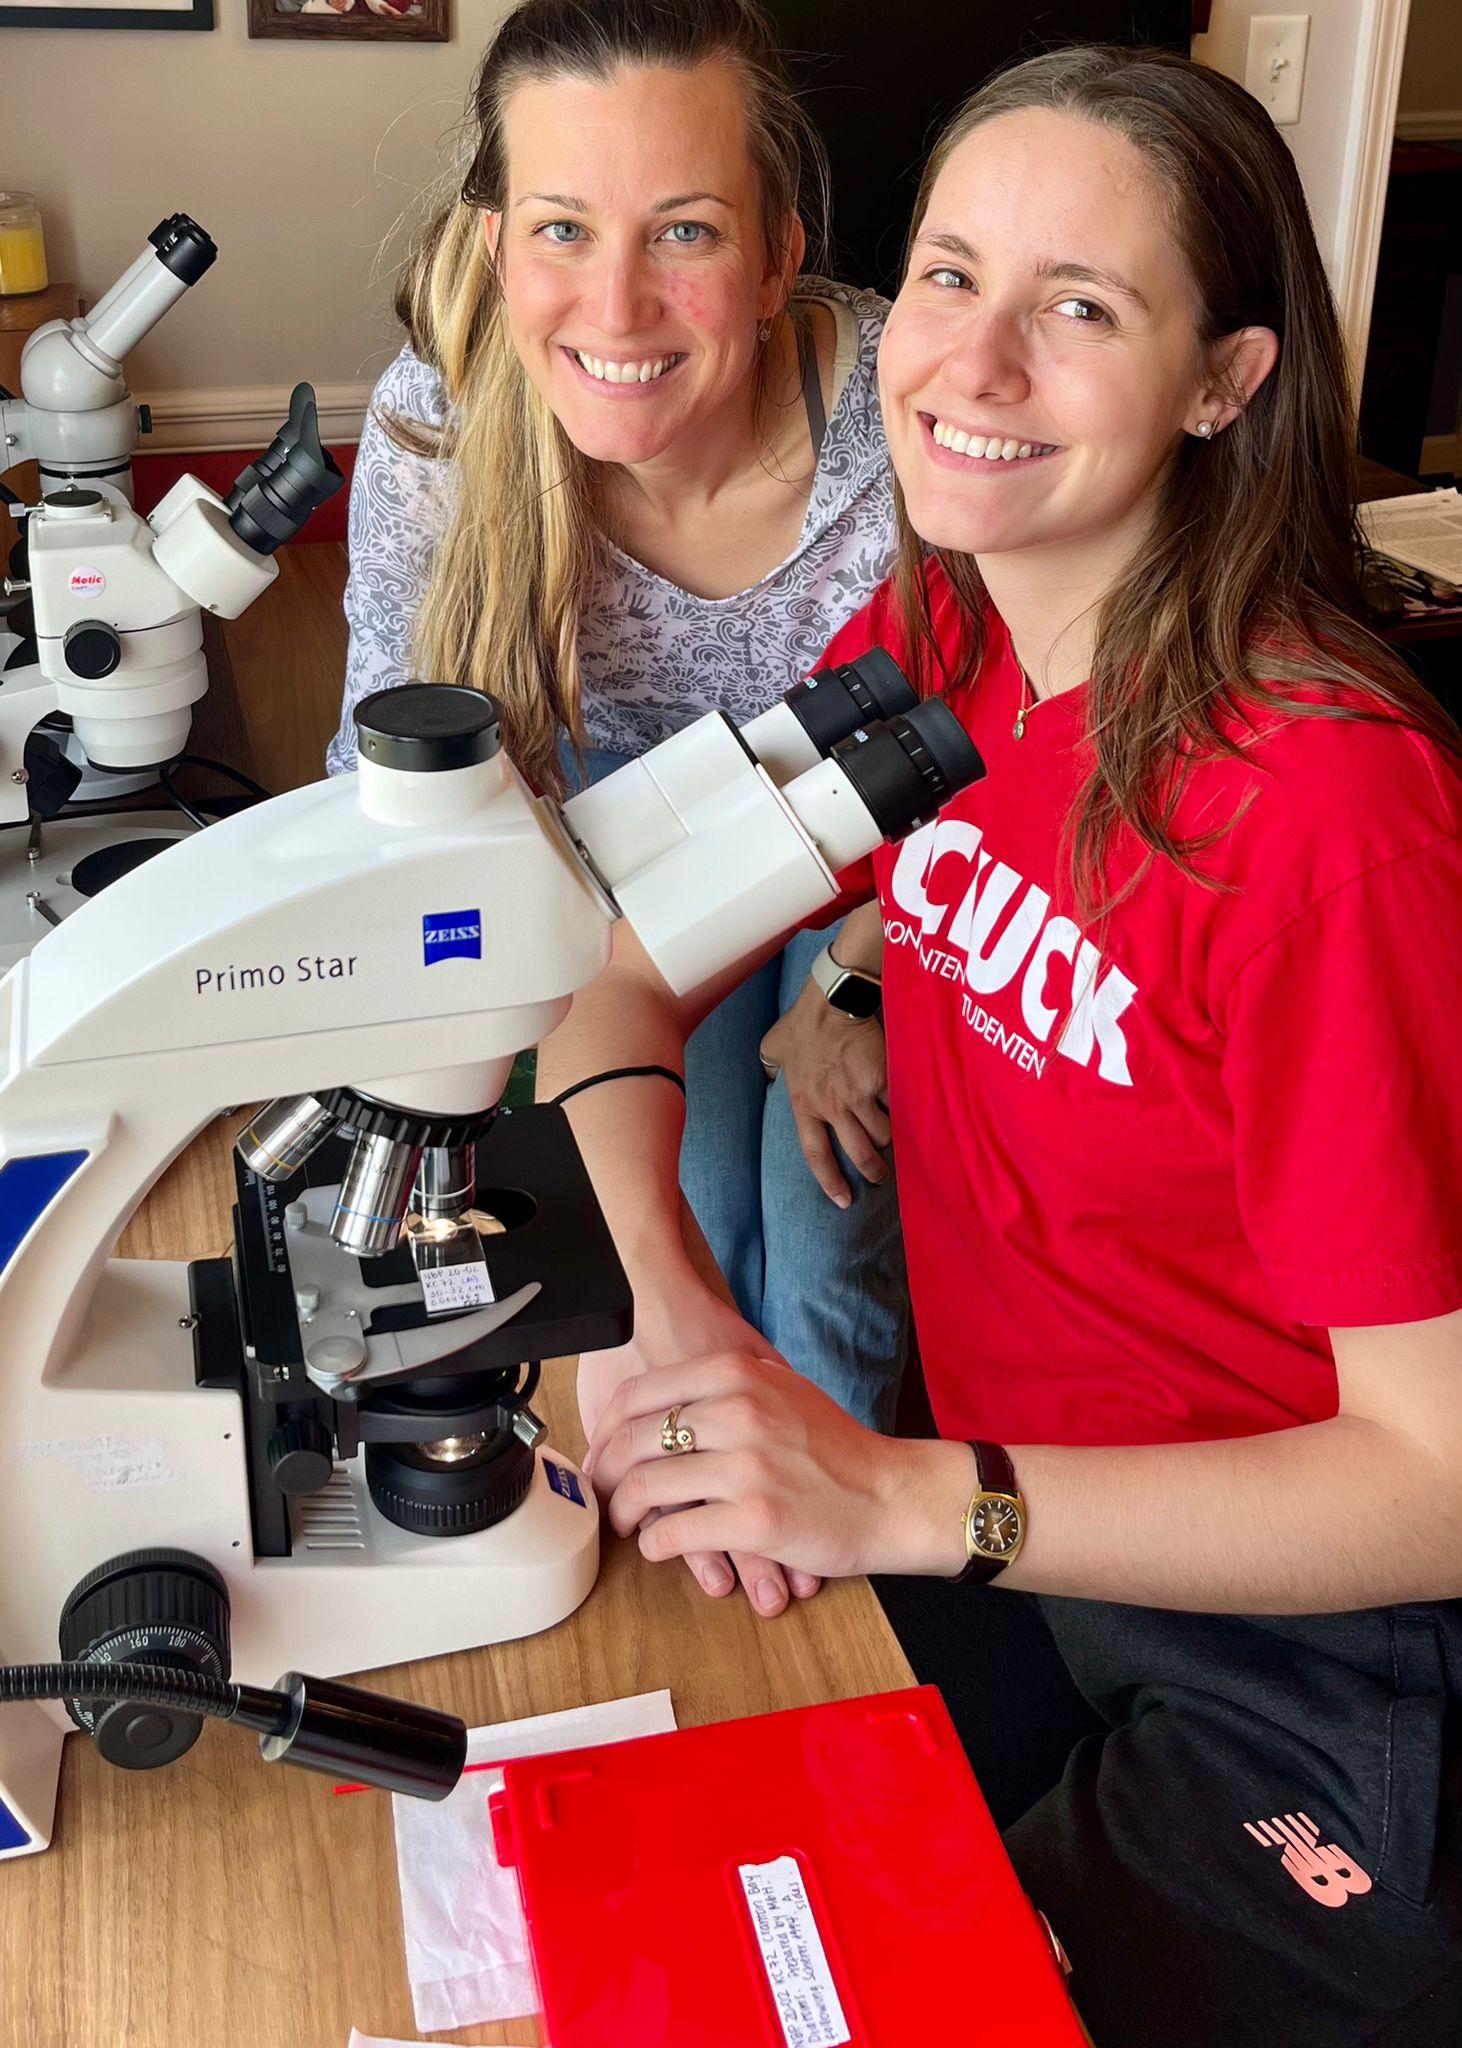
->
<box><xmin>956</xmin><ymin>1440</ymin><xmax>1020</xmax><ymax>1585</ymax></box>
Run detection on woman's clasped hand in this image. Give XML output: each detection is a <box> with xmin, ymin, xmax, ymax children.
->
<box><xmin>583</xmin><ymin>1349</ymin><xmax>968</xmax><ymax>1582</ymax></box>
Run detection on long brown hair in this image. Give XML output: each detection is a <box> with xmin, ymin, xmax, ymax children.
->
<box><xmin>893</xmin><ymin>45</ymin><xmax>1457</xmax><ymax>918</ymax></box>
<box><xmin>389</xmin><ymin>0</ymin><xmax>829</xmax><ymax>797</ymax></box>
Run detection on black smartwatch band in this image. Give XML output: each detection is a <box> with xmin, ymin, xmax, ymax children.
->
<box><xmin>956</xmin><ymin>1439</ymin><xmax>1020</xmax><ymax>1585</ymax></box>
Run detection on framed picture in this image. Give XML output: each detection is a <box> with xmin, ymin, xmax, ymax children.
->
<box><xmin>0</xmin><ymin>0</ymin><xmax>211</xmax><ymax>26</ymax></box>
<box><xmin>248</xmin><ymin>0</ymin><xmax>446</xmax><ymax>38</ymax></box>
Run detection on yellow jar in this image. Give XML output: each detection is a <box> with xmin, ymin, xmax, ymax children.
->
<box><xmin>0</xmin><ymin>192</ymin><xmax>49</xmax><ymax>297</ymax></box>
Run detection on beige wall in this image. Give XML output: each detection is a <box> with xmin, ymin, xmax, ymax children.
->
<box><xmin>1194</xmin><ymin>0</ymin><xmax>1375</xmax><ymax>292</ymax></box>
<box><xmin>1194</xmin><ymin>0</ymin><xmax>1410</xmax><ymax>369</ymax></box>
<box><xmin>2</xmin><ymin>0</ymin><xmax>516</xmax><ymax>441</ymax></box>
<box><xmin>4</xmin><ymin>1</ymin><xmax>1414</xmax><ymax>438</ymax></box>
<box><xmin>1396</xmin><ymin>0</ymin><xmax>1462</xmax><ymax>127</ymax></box>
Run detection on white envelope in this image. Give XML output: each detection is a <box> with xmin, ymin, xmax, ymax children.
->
<box><xmin>391</xmin><ymin>1689</ymin><xmax>678</xmax><ymax>2032</ymax></box>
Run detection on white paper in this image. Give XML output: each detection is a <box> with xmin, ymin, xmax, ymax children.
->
<box><xmin>392</xmin><ymin>1689</ymin><xmax>677</xmax><ymax>2033</ymax></box>
<box><xmin>418</xmin><ymin>1259</ymin><xmax>495</xmax><ymax>1314</ymax></box>
<box><xmin>1358</xmin><ymin>489</ymin><xmax>1462</xmax><ymax>581</ymax></box>
<box><xmin>739</xmin><ymin>1857</ymin><xmax>851</xmax><ymax>2048</ymax></box>
<box><xmin>348</xmin><ymin>2034</ymin><xmax>534</xmax><ymax>2048</ymax></box>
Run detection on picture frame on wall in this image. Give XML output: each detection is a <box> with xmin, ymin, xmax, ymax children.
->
<box><xmin>247</xmin><ymin>0</ymin><xmax>447</xmax><ymax>39</ymax></box>
<box><xmin>0</xmin><ymin>0</ymin><xmax>211</xmax><ymax>27</ymax></box>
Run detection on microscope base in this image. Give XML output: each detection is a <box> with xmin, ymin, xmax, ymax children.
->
<box><xmin>1</xmin><ymin>807</ymin><xmax>190</xmax><ymax>974</ymax></box>
<box><xmin>0</xmin><ymin>1259</ymin><xmax>599</xmax><ymax>1859</ymax></box>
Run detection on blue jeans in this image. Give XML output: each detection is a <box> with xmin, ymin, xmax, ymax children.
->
<box><xmin>563</xmin><ymin>741</ymin><xmax>909</xmax><ymax>1431</ymax></box>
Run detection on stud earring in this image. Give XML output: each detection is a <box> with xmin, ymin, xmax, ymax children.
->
<box><xmin>1196</xmin><ymin>420</ymin><xmax>1215</xmax><ymax>439</ymax></box>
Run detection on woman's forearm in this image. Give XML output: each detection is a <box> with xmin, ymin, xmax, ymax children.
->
<box><xmin>537</xmin><ymin>919</ymin><xmax>784</xmax><ymax>1310</ymax></box>
<box><xmin>896</xmin><ymin>1411</ymin><xmax>1462</xmax><ymax>1613</ymax></box>
<box><xmin>537</xmin><ymin>936</ymin><xmax>696</xmax><ymax>1292</ymax></box>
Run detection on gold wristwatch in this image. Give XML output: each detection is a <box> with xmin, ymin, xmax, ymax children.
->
<box><xmin>957</xmin><ymin>1440</ymin><xmax>1026</xmax><ymax>1584</ymax></box>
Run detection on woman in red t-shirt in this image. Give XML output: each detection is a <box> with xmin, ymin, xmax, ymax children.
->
<box><xmin>539</xmin><ymin>47</ymin><xmax>1462</xmax><ymax>2044</ymax></box>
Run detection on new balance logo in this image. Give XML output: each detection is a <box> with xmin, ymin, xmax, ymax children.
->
<box><xmin>422</xmin><ymin>909</ymin><xmax>482</xmax><ymax>966</ymax></box>
<box><xmin>1243</xmin><ymin>1812</ymin><xmax>1373</xmax><ymax>1908</ymax></box>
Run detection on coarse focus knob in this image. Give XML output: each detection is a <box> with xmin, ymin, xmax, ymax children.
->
<box><xmin>267</xmin><ymin>1415</ymin><xmax>335</xmax><ymax>1496</ymax></box>
<box><xmin>64</xmin><ymin>618</ymin><xmax>121</xmax><ymax>679</ymax></box>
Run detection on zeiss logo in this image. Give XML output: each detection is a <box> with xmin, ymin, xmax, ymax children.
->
<box><xmin>422</xmin><ymin>909</ymin><xmax>482</xmax><ymax>966</ymax></box>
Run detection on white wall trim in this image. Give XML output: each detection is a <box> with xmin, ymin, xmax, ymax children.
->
<box><xmin>1331</xmin><ymin>0</ymin><xmax>1413</xmax><ymax>381</ymax></box>
<box><xmin>134</xmin><ymin>381</ymin><xmax>372</xmax><ymax>455</ymax></box>
<box><xmin>1394</xmin><ymin>107</ymin><xmax>1462</xmax><ymax>140</ymax></box>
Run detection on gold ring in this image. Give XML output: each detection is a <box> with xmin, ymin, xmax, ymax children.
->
<box><xmin>660</xmin><ymin>1406</ymin><xmax>696</xmax><ymax>1456</ymax></box>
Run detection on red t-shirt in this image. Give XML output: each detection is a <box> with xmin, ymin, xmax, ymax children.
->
<box><xmin>816</xmin><ymin>563</ymin><xmax>1462</xmax><ymax>1449</ymax></box>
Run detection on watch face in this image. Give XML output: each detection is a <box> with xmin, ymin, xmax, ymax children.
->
<box><xmin>970</xmin><ymin>1496</ymin><xmax>1023</xmax><ymax>1555</ymax></box>
<box><xmin>828</xmin><ymin>972</ymin><xmax>882</xmax><ymax>1021</ymax></box>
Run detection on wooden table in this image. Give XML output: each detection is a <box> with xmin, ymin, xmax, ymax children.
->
<box><xmin>0</xmin><ymin>548</ymin><xmax>915</xmax><ymax>2048</ymax></box>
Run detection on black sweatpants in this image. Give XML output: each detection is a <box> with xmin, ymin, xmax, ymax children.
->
<box><xmin>875</xmin><ymin>1577</ymin><xmax>1462</xmax><ymax>2047</ymax></box>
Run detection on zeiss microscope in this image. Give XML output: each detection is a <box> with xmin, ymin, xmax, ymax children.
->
<box><xmin>1</xmin><ymin>214</ymin><xmax>342</xmax><ymax>971</ymax></box>
<box><xmin>0</xmin><ymin>658</ymin><xmax>983</xmax><ymax>1857</ymax></box>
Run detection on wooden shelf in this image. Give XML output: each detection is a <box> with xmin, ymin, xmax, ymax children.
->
<box><xmin>0</xmin><ymin>279</ymin><xmax>77</xmax><ymax>334</ymax></box>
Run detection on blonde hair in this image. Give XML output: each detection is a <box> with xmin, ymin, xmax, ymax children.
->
<box><xmin>891</xmin><ymin>47</ymin><xmax>1458</xmax><ymax>920</ymax></box>
<box><xmin>388</xmin><ymin>0</ymin><xmax>829</xmax><ymax>797</ymax></box>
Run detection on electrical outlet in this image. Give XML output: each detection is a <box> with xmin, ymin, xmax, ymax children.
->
<box><xmin>1245</xmin><ymin>13</ymin><xmax>1310</xmax><ymax>127</ymax></box>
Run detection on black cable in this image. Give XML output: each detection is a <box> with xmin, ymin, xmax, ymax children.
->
<box><xmin>0</xmin><ymin>1660</ymin><xmax>272</xmax><ymax>1726</ymax></box>
<box><xmin>157</xmin><ymin>762</ymin><xmax>210</xmax><ymax>831</ymax></box>
<box><xmin>0</xmin><ymin>1660</ymin><xmax>467</xmax><ymax>1798</ymax></box>
<box><xmin>0</xmin><ymin>798</ymin><xmax>186</xmax><ymax>834</ymax></box>
<box><xmin>172</xmin><ymin>752</ymin><xmax>273</xmax><ymax>802</ymax></box>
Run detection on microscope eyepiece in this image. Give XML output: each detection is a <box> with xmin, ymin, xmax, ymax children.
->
<box><xmin>226</xmin><ymin>383</ymin><xmax>344</xmax><ymax>556</ymax></box>
<box><xmin>830</xmin><ymin>699</ymin><xmax>985</xmax><ymax>842</ymax></box>
<box><xmin>146</xmin><ymin>214</ymin><xmax>218</xmax><ymax>287</ymax></box>
<box><xmin>779</xmin><ymin>648</ymin><xmax>919</xmax><ymax>760</ymax></box>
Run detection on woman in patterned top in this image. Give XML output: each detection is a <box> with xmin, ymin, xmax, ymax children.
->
<box><xmin>330</xmin><ymin>0</ymin><xmax>905</xmax><ymax>1615</ymax></box>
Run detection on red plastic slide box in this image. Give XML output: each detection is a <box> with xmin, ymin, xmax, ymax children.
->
<box><xmin>489</xmin><ymin>1683</ymin><xmax>1085</xmax><ymax>2046</ymax></box>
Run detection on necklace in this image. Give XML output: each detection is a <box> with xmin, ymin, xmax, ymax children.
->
<box><xmin>1013</xmin><ymin>660</ymin><xmax>1037</xmax><ymax>740</ymax></box>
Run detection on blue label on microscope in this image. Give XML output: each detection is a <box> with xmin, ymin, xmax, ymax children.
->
<box><xmin>422</xmin><ymin>909</ymin><xmax>482</xmax><ymax>965</ymax></box>
<box><xmin>544</xmin><ymin>1459</ymin><xmax>587</xmax><ymax>1507</ymax></box>
<box><xmin>0</xmin><ymin>1795</ymin><xmax>31</xmax><ymax>1854</ymax></box>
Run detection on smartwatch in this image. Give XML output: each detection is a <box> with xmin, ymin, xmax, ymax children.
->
<box><xmin>809</xmin><ymin>942</ymin><xmax>882</xmax><ymax>1021</ymax></box>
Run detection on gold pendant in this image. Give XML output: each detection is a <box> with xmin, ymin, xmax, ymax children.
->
<box><xmin>1012</xmin><ymin>708</ymin><xmax>1027</xmax><ymax>741</ymax></box>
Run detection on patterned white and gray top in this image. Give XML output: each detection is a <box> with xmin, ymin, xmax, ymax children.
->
<box><xmin>326</xmin><ymin>278</ymin><xmax>895</xmax><ymax>775</ymax></box>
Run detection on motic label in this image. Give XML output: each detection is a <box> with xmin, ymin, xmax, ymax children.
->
<box><xmin>68</xmin><ymin>566</ymin><xmax>106</xmax><ymax>595</ymax></box>
<box><xmin>739</xmin><ymin>1856</ymin><xmax>851</xmax><ymax>2048</ymax></box>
